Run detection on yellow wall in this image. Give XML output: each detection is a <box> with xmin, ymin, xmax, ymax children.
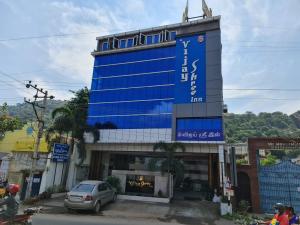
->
<box><xmin>0</xmin><ymin>124</ymin><xmax>48</xmax><ymax>153</ymax></box>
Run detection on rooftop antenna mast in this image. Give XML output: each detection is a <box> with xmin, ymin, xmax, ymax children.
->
<box><xmin>202</xmin><ymin>0</ymin><xmax>213</xmax><ymax>18</ymax></box>
<box><xmin>182</xmin><ymin>0</ymin><xmax>213</xmax><ymax>22</ymax></box>
<box><xmin>182</xmin><ymin>0</ymin><xmax>189</xmax><ymax>22</ymax></box>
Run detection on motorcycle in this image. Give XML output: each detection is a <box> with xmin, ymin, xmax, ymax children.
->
<box><xmin>0</xmin><ymin>207</ymin><xmax>42</xmax><ymax>225</ymax></box>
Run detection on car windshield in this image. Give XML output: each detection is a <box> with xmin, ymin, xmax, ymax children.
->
<box><xmin>72</xmin><ymin>184</ymin><xmax>95</xmax><ymax>192</ymax></box>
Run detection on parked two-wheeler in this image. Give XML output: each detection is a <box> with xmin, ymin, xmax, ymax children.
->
<box><xmin>0</xmin><ymin>207</ymin><xmax>42</xmax><ymax>225</ymax></box>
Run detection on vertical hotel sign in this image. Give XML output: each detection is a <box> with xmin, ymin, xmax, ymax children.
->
<box><xmin>175</xmin><ymin>34</ymin><xmax>206</xmax><ymax>104</ymax></box>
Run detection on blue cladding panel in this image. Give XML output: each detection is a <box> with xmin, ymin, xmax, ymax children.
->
<box><xmin>89</xmin><ymin>85</ymin><xmax>174</xmax><ymax>102</ymax></box>
<box><xmin>94</xmin><ymin>47</ymin><xmax>175</xmax><ymax>66</ymax></box>
<box><xmin>175</xmin><ymin>34</ymin><xmax>206</xmax><ymax>103</ymax></box>
<box><xmin>176</xmin><ymin>118</ymin><xmax>224</xmax><ymax>141</ymax></box>
<box><xmin>92</xmin><ymin>71</ymin><xmax>175</xmax><ymax>90</ymax></box>
<box><xmin>89</xmin><ymin>46</ymin><xmax>176</xmax><ymax>128</ymax></box>
<box><xmin>87</xmin><ymin>114</ymin><xmax>171</xmax><ymax>129</ymax></box>
<box><xmin>93</xmin><ymin>58</ymin><xmax>175</xmax><ymax>78</ymax></box>
<box><xmin>88</xmin><ymin>100</ymin><xmax>173</xmax><ymax>116</ymax></box>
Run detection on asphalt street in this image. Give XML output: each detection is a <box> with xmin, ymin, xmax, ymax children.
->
<box><xmin>32</xmin><ymin>214</ymin><xmax>184</xmax><ymax>225</ymax></box>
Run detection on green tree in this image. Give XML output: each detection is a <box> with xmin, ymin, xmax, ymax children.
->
<box><xmin>0</xmin><ymin>103</ymin><xmax>22</xmax><ymax>139</ymax></box>
<box><xmin>48</xmin><ymin>88</ymin><xmax>99</xmax><ymax>164</ymax></box>
<box><xmin>149</xmin><ymin>141</ymin><xmax>185</xmax><ymax>189</ymax></box>
<box><xmin>260</xmin><ymin>153</ymin><xmax>277</xmax><ymax>166</ymax></box>
<box><xmin>224</xmin><ymin>111</ymin><xmax>300</xmax><ymax>143</ymax></box>
<box><xmin>45</xmin><ymin>114</ymin><xmax>73</xmax><ymax>151</ymax></box>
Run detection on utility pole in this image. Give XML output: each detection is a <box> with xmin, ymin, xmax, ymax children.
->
<box><xmin>24</xmin><ymin>81</ymin><xmax>54</xmax><ymax>199</ymax></box>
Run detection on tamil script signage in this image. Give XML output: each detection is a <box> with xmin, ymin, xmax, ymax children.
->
<box><xmin>176</xmin><ymin>130</ymin><xmax>224</xmax><ymax>141</ymax></box>
<box><xmin>175</xmin><ymin>34</ymin><xmax>206</xmax><ymax>104</ymax></box>
<box><xmin>176</xmin><ymin>118</ymin><xmax>224</xmax><ymax>142</ymax></box>
<box><xmin>52</xmin><ymin>143</ymin><xmax>69</xmax><ymax>162</ymax></box>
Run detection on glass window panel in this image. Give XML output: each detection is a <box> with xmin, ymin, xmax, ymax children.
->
<box><xmin>146</xmin><ymin>35</ymin><xmax>153</xmax><ymax>45</ymax></box>
<box><xmin>127</xmin><ymin>38</ymin><xmax>134</xmax><ymax>47</ymax></box>
<box><xmin>95</xmin><ymin>57</ymin><xmax>176</xmax><ymax>78</ymax></box>
<box><xmin>94</xmin><ymin>46</ymin><xmax>176</xmax><ymax>66</ymax></box>
<box><xmin>170</xmin><ymin>31</ymin><xmax>176</xmax><ymax>40</ymax></box>
<box><xmin>102</xmin><ymin>42</ymin><xmax>109</xmax><ymax>51</ymax></box>
<box><xmin>153</xmin><ymin>34</ymin><xmax>160</xmax><ymax>44</ymax></box>
<box><xmin>120</xmin><ymin>39</ymin><xmax>127</xmax><ymax>48</ymax></box>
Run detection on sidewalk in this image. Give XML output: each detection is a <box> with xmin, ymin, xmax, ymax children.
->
<box><xmin>26</xmin><ymin>194</ymin><xmax>235</xmax><ymax>225</ymax></box>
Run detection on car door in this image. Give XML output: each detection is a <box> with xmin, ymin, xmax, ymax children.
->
<box><xmin>97</xmin><ymin>183</ymin><xmax>107</xmax><ymax>205</ymax></box>
<box><xmin>102</xmin><ymin>183</ymin><xmax>111</xmax><ymax>204</ymax></box>
<box><xmin>105</xmin><ymin>182</ymin><xmax>114</xmax><ymax>202</ymax></box>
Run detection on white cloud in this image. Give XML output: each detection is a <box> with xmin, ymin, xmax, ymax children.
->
<box><xmin>45</xmin><ymin>1</ymin><xmax>145</xmax><ymax>86</ymax></box>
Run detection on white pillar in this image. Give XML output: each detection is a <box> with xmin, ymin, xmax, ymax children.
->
<box><xmin>218</xmin><ymin>145</ymin><xmax>225</xmax><ymax>195</ymax></box>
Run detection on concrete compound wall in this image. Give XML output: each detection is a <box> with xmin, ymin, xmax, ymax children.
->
<box><xmin>39</xmin><ymin>155</ymin><xmax>68</xmax><ymax>194</ymax></box>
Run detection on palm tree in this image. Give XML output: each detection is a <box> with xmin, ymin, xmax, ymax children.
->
<box><xmin>150</xmin><ymin>141</ymin><xmax>186</xmax><ymax>196</ymax></box>
<box><xmin>48</xmin><ymin>88</ymin><xmax>99</xmax><ymax>164</ymax></box>
<box><xmin>45</xmin><ymin>114</ymin><xmax>73</xmax><ymax>151</ymax></box>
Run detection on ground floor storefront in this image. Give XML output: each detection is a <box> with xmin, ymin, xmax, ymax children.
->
<box><xmin>86</xmin><ymin>143</ymin><xmax>222</xmax><ymax>200</ymax></box>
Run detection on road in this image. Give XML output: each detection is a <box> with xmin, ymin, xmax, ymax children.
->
<box><xmin>32</xmin><ymin>213</ymin><xmax>235</xmax><ymax>225</ymax></box>
<box><xmin>32</xmin><ymin>214</ymin><xmax>183</xmax><ymax>225</ymax></box>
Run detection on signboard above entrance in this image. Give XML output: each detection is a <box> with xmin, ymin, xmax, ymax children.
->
<box><xmin>176</xmin><ymin>118</ymin><xmax>224</xmax><ymax>141</ymax></box>
<box><xmin>175</xmin><ymin>34</ymin><xmax>206</xmax><ymax>104</ymax></box>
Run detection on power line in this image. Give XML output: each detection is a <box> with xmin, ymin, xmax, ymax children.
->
<box><xmin>0</xmin><ymin>70</ymin><xmax>26</xmax><ymax>86</ymax></box>
<box><xmin>0</xmin><ymin>26</ymin><xmax>137</xmax><ymax>42</ymax></box>
<box><xmin>222</xmin><ymin>40</ymin><xmax>300</xmax><ymax>44</ymax></box>
<box><xmin>228</xmin><ymin>23</ymin><xmax>300</xmax><ymax>31</ymax></box>
<box><xmin>0</xmin><ymin>31</ymin><xmax>100</xmax><ymax>42</ymax></box>
<box><xmin>223</xmin><ymin>88</ymin><xmax>300</xmax><ymax>92</ymax></box>
<box><xmin>0</xmin><ymin>23</ymin><xmax>298</xmax><ymax>43</ymax></box>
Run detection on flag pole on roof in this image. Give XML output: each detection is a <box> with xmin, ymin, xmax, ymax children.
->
<box><xmin>202</xmin><ymin>0</ymin><xmax>213</xmax><ymax>18</ymax></box>
<box><xmin>182</xmin><ymin>0</ymin><xmax>213</xmax><ymax>22</ymax></box>
<box><xmin>182</xmin><ymin>0</ymin><xmax>189</xmax><ymax>22</ymax></box>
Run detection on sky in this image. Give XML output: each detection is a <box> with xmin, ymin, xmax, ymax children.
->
<box><xmin>0</xmin><ymin>0</ymin><xmax>300</xmax><ymax>114</ymax></box>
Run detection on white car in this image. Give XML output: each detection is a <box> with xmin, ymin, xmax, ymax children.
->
<box><xmin>64</xmin><ymin>180</ymin><xmax>117</xmax><ymax>213</ymax></box>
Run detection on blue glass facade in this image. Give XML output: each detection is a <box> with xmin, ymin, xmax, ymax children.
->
<box><xmin>88</xmin><ymin>46</ymin><xmax>176</xmax><ymax>129</ymax></box>
<box><xmin>88</xmin><ymin>24</ymin><xmax>223</xmax><ymax>142</ymax></box>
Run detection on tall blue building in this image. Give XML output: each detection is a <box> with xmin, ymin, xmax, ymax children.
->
<box><xmin>86</xmin><ymin>16</ymin><xmax>225</xmax><ymax>199</ymax></box>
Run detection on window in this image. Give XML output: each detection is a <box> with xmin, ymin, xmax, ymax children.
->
<box><xmin>160</xmin><ymin>31</ymin><xmax>164</xmax><ymax>42</ymax></box>
<box><xmin>127</xmin><ymin>38</ymin><xmax>134</xmax><ymax>47</ymax></box>
<box><xmin>72</xmin><ymin>184</ymin><xmax>95</xmax><ymax>192</ymax></box>
<box><xmin>153</xmin><ymin>34</ymin><xmax>160</xmax><ymax>44</ymax></box>
<box><xmin>140</xmin><ymin>33</ymin><xmax>146</xmax><ymax>45</ymax></box>
<box><xmin>133</xmin><ymin>35</ymin><xmax>138</xmax><ymax>46</ymax></box>
<box><xmin>102</xmin><ymin>42</ymin><xmax>109</xmax><ymax>51</ymax></box>
<box><xmin>113</xmin><ymin>37</ymin><xmax>119</xmax><ymax>49</ymax></box>
<box><xmin>106</xmin><ymin>183</ymin><xmax>112</xmax><ymax>190</ymax></box>
<box><xmin>109</xmin><ymin>38</ymin><xmax>114</xmax><ymax>50</ymax></box>
<box><xmin>120</xmin><ymin>39</ymin><xmax>127</xmax><ymax>48</ymax></box>
<box><xmin>98</xmin><ymin>183</ymin><xmax>107</xmax><ymax>192</ymax></box>
<box><xmin>164</xmin><ymin>30</ymin><xmax>170</xmax><ymax>41</ymax></box>
<box><xmin>170</xmin><ymin>31</ymin><xmax>176</xmax><ymax>40</ymax></box>
<box><xmin>146</xmin><ymin>35</ymin><xmax>153</xmax><ymax>45</ymax></box>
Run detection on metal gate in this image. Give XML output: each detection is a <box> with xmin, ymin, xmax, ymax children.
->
<box><xmin>259</xmin><ymin>160</ymin><xmax>300</xmax><ymax>213</ymax></box>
